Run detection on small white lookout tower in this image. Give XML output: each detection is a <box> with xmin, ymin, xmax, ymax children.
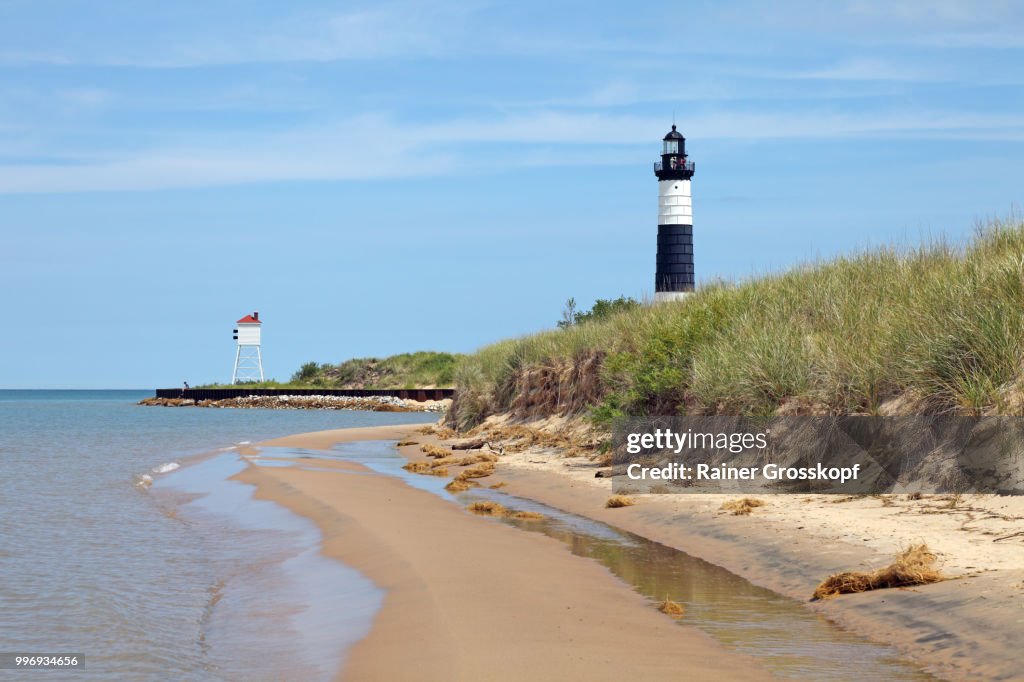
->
<box><xmin>232</xmin><ymin>311</ymin><xmax>265</xmax><ymax>383</ymax></box>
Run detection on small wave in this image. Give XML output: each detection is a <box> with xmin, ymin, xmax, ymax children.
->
<box><xmin>135</xmin><ymin>474</ymin><xmax>153</xmax><ymax>489</ymax></box>
<box><xmin>237</xmin><ymin>441</ymin><xmax>251</xmax><ymax>445</ymax></box>
<box><xmin>153</xmin><ymin>462</ymin><xmax>180</xmax><ymax>474</ymax></box>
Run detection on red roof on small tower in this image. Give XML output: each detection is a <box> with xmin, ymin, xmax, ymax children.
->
<box><xmin>237</xmin><ymin>311</ymin><xmax>261</xmax><ymax>324</ymax></box>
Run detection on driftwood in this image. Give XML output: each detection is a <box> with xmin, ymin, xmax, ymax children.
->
<box><xmin>451</xmin><ymin>437</ymin><xmax>489</xmax><ymax>450</ymax></box>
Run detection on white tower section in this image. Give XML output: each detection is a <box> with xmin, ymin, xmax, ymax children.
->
<box><xmin>232</xmin><ymin>312</ymin><xmax>265</xmax><ymax>383</ymax></box>
<box><xmin>659</xmin><ymin>180</ymin><xmax>692</xmax><ymax>225</ymax></box>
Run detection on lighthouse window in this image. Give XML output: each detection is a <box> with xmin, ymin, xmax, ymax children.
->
<box><xmin>663</xmin><ymin>140</ymin><xmax>679</xmax><ymax>155</ymax></box>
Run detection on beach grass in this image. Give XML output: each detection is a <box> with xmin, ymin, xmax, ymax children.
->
<box><xmin>447</xmin><ymin>217</ymin><xmax>1024</xmax><ymax>428</ymax></box>
<box><xmin>606</xmin><ymin>495</ymin><xmax>635</xmax><ymax>508</ymax></box>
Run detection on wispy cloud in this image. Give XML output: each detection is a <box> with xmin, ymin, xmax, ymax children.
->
<box><xmin>2</xmin><ymin>108</ymin><xmax>1021</xmax><ymax>194</ymax></box>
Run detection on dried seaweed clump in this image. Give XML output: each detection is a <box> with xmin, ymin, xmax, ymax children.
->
<box><xmin>720</xmin><ymin>498</ymin><xmax>765</xmax><ymax>515</ymax></box>
<box><xmin>812</xmin><ymin>544</ymin><xmax>944</xmax><ymax>600</ymax></box>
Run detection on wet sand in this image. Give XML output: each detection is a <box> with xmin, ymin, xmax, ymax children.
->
<box><xmin>456</xmin><ymin>425</ymin><xmax>1024</xmax><ymax>682</ymax></box>
<box><xmin>240</xmin><ymin>424</ymin><xmax>774</xmax><ymax>681</ymax></box>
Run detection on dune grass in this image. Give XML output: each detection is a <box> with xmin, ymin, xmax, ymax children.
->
<box><xmin>299</xmin><ymin>351</ymin><xmax>461</xmax><ymax>388</ymax></box>
<box><xmin>448</xmin><ymin>218</ymin><xmax>1024</xmax><ymax>428</ymax></box>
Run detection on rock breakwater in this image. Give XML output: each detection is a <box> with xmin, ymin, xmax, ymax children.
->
<box><xmin>140</xmin><ymin>394</ymin><xmax>449</xmax><ymax>413</ymax></box>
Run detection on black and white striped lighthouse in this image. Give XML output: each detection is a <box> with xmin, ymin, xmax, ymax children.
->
<box><xmin>653</xmin><ymin>124</ymin><xmax>695</xmax><ymax>301</ymax></box>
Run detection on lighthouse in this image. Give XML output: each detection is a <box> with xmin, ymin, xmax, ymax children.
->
<box><xmin>231</xmin><ymin>311</ymin><xmax>264</xmax><ymax>383</ymax></box>
<box><xmin>653</xmin><ymin>124</ymin><xmax>695</xmax><ymax>301</ymax></box>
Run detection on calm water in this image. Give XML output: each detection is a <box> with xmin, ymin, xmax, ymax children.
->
<box><xmin>0</xmin><ymin>390</ymin><xmax>436</xmax><ymax>680</ymax></box>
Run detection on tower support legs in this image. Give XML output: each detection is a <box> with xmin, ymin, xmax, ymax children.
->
<box><xmin>232</xmin><ymin>345</ymin><xmax>264</xmax><ymax>383</ymax></box>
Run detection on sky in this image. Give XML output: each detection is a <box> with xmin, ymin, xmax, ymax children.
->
<box><xmin>1</xmin><ymin>1</ymin><xmax>1023</xmax><ymax>388</ymax></box>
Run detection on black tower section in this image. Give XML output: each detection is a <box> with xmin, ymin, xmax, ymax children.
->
<box><xmin>653</xmin><ymin>125</ymin><xmax>696</xmax><ymax>294</ymax></box>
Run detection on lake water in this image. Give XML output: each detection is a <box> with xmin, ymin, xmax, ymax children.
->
<box><xmin>0</xmin><ymin>390</ymin><xmax>436</xmax><ymax>680</ymax></box>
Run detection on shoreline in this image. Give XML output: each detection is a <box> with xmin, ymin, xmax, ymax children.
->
<box><xmin>240</xmin><ymin>424</ymin><xmax>774</xmax><ymax>681</ymax></box>
<box><xmin>417</xmin><ymin>420</ymin><xmax>1024</xmax><ymax>682</ymax></box>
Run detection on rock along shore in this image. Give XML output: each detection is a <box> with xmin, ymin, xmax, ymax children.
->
<box><xmin>139</xmin><ymin>394</ymin><xmax>450</xmax><ymax>413</ymax></box>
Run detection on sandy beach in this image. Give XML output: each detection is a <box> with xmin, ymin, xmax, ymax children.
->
<box><xmin>234</xmin><ymin>421</ymin><xmax>1024</xmax><ymax>681</ymax></box>
<box><xmin>239</xmin><ymin>424</ymin><xmax>773</xmax><ymax>681</ymax></box>
<box><xmin>429</xmin><ymin>418</ymin><xmax>1024</xmax><ymax>682</ymax></box>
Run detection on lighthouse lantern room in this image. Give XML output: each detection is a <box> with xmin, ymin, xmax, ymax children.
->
<box><xmin>653</xmin><ymin>124</ymin><xmax>696</xmax><ymax>301</ymax></box>
<box><xmin>232</xmin><ymin>311</ymin><xmax>265</xmax><ymax>384</ymax></box>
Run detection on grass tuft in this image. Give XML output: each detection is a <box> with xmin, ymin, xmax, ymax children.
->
<box><xmin>812</xmin><ymin>544</ymin><xmax>945</xmax><ymax>600</ymax></box>
<box><xmin>511</xmin><ymin>510</ymin><xmax>545</xmax><ymax>520</ymax></box>
<box><xmin>606</xmin><ymin>495</ymin><xmax>635</xmax><ymax>508</ymax></box>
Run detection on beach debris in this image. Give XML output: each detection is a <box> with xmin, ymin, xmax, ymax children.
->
<box><xmin>467</xmin><ymin>501</ymin><xmax>509</xmax><ymax>516</ymax></box>
<box><xmin>511</xmin><ymin>510</ymin><xmax>545</xmax><ymax>521</ymax></box>
<box><xmin>456</xmin><ymin>462</ymin><xmax>496</xmax><ymax>480</ymax></box>
<box><xmin>720</xmin><ymin>498</ymin><xmax>765</xmax><ymax>515</ymax></box>
<box><xmin>451</xmin><ymin>437</ymin><xmax>490</xmax><ymax>450</ymax></box>
<box><xmin>421</xmin><ymin>443</ymin><xmax>453</xmax><ymax>458</ymax></box>
<box><xmin>812</xmin><ymin>544</ymin><xmax>945</xmax><ymax>600</ymax></box>
<box><xmin>656</xmin><ymin>597</ymin><xmax>685</xmax><ymax>619</ymax></box>
<box><xmin>397</xmin><ymin>440</ymin><xmax>419</xmax><ymax>447</ymax></box>
<box><xmin>402</xmin><ymin>461</ymin><xmax>433</xmax><ymax>474</ymax></box>
<box><xmin>488</xmin><ymin>482</ymin><xmax>508</xmax><ymax>489</ymax></box>
<box><xmin>605</xmin><ymin>495</ymin><xmax>635</xmax><ymax>508</ymax></box>
<box><xmin>456</xmin><ymin>453</ymin><xmax>498</xmax><ymax>466</ymax></box>
<box><xmin>420</xmin><ymin>425</ymin><xmax>457</xmax><ymax>438</ymax></box>
<box><xmin>445</xmin><ymin>479</ymin><xmax>476</xmax><ymax>492</ymax></box>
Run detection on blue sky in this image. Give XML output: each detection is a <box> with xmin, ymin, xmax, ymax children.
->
<box><xmin>2</xmin><ymin>1</ymin><xmax>1023</xmax><ymax>388</ymax></box>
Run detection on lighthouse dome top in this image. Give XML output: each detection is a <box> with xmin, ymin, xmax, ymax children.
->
<box><xmin>663</xmin><ymin>124</ymin><xmax>684</xmax><ymax>141</ymax></box>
